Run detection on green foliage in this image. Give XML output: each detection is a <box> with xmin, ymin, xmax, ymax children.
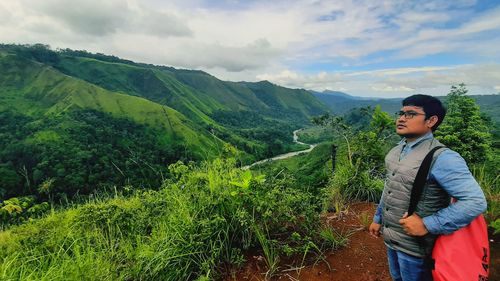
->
<box><xmin>358</xmin><ymin>211</ymin><xmax>372</xmax><ymax>230</ymax></box>
<box><xmin>0</xmin><ymin>43</ymin><xmax>59</xmax><ymax>65</ymax></box>
<box><xmin>326</xmin><ymin>162</ymin><xmax>385</xmax><ymax>204</ymax></box>
<box><xmin>471</xmin><ymin>165</ymin><xmax>499</xmax><ymax>222</ymax></box>
<box><xmin>350</xmin><ymin>106</ymin><xmax>394</xmax><ymax>175</ymax></box>
<box><xmin>0</xmin><ymin>157</ymin><xmax>323</xmax><ymax>280</ymax></box>
<box><xmin>0</xmin><ymin>110</ymin><xmax>189</xmax><ymax>202</ymax></box>
<box><xmin>322</xmin><ymin>185</ymin><xmax>349</xmax><ymax>216</ymax></box>
<box><xmin>433</xmin><ymin>84</ymin><xmax>498</xmax><ymax>224</ymax></box>
<box><xmin>253</xmin><ymin>224</ymin><xmax>280</xmax><ymax>277</ymax></box>
<box><xmin>253</xmin><ymin>142</ymin><xmax>333</xmax><ymax>191</ymax></box>
<box><xmin>321</xmin><ymin>106</ymin><xmax>394</xmax><ymax>206</ymax></box>
<box><xmin>296</xmin><ymin>126</ymin><xmax>335</xmax><ymax>144</ymax></box>
<box><xmin>435</xmin><ymin>84</ymin><xmax>492</xmax><ymax>165</ymax></box>
<box><xmin>490</xmin><ymin>219</ymin><xmax>500</xmax><ymax>235</ymax></box>
<box><xmin>0</xmin><ymin>163</ymin><xmax>19</xmax><ymax>198</ymax></box>
<box><xmin>230</xmin><ymin>170</ymin><xmax>265</xmax><ymax>190</ymax></box>
<box><xmin>0</xmin><ymin>196</ymin><xmax>50</xmax><ymax>227</ymax></box>
<box><xmin>318</xmin><ymin>226</ymin><xmax>350</xmax><ymax>250</ymax></box>
<box><xmin>211</xmin><ymin>110</ymin><xmax>309</xmax><ymax>160</ymax></box>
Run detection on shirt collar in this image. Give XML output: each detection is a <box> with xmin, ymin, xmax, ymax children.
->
<box><xmin>398</xmin><ymin>131</ymin><xmax>434</xmax><ymax>148</ymax></box>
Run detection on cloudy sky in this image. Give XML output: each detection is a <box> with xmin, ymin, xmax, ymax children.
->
<box><xmin>1</xmin><ymin>0</ymin><xmax>500</xmax><ymax>97</ymax></box>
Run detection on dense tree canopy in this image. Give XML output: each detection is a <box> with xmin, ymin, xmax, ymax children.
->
<box><xmin>435</xmin><ymin>84</ymin><xmax>492</xmax><ymax>165</ymax></box>
<box><xmin>0</xmin><ymin>110</ymin><xmax>186</xmax><ymax>201</ymax></box>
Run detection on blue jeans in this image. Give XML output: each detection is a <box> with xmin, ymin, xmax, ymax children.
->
<box><xmin>387</xmin><ymin>247</ymin><xmax>433</xmax><ymax>281</ymax></box>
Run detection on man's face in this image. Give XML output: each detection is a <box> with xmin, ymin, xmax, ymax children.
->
<box><xmin>396</xmin><ymin>106</ymin><xmax>435</xmax><ymax>139</ymax></box>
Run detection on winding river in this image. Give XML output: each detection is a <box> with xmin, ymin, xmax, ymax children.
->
<box><xmin>242</xmin><ymin>128</ymin><xmax>317</xmax><ymax>170</ymax></box>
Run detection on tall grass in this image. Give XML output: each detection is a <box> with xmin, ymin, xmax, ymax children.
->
<box><xmin>472</xmin><ymin>164</ymin><xmax>499</xmax><ymax>228</ymax></box>
<box><xmin>0</xmin><ymin>157</ymin><xmax>322</xmax><ymax>280</ymax></box>
<box><xmin>319</xmin><ymin>226</ymin><xmax>350</xmax><ymax>250</ymax></box>
<box><xmin>253</xmin><ymin>224</ymin><xmax>280</xmax><ymax>278</ymax></box>
<box><xmin>323</xmin><ymin>158</ymin><xmax>384</xmax><ymax>210</ymax></box>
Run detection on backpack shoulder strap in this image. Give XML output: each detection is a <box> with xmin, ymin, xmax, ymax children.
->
<box><xmin>407</xmin><ymin>145</ymin><xmax>446</xmax><ymax>216</ymax></box>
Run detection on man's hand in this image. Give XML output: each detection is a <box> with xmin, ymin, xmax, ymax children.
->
<box><xmin>399</xmin><ymin>212</ymin><xmax>429</xmax><ymax>236</ymax></box>
<box><xmin>369</xmin><ymin>222</ymin><xmax>382</xmax><ymax>238</ymax></box>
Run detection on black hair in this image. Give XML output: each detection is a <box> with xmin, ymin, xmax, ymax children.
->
<box><xmin>402</xmin><ymin>94</ymin><xmax>446</xmax><ymax>131</ymax></box>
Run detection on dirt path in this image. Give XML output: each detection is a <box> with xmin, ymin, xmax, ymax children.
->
<box><xmin>227</xmin><ymin>202</ymin><xmax>500</xmax><ymax>281</ymax></box>
<box><xmin>227</xmin><ymin>202</ymin><xmax>391</xmax><ymax>281</ymax></box>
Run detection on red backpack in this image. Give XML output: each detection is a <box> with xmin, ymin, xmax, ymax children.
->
<box><xmin>431</xmin><ymin>204</ymin><xmax>490</xmax><ymax>281</ymax></box>
<box><xmin>408</xmin><ymin>147</ymin><xmax>490</xmax><ymax>281</ymax></box>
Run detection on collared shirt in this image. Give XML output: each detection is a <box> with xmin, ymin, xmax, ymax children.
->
<box><xmin>399</xmin><ymin>132</ymin><xmax>433</xmax><ymax>161</ymax></box>
<box><xmin>373</xmin><ymin>132</ymin><xmax>487</xmax><ymax>235</ymax></box>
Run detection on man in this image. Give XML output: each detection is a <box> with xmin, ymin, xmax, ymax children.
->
<box><xmin>369</xmin><ymin>94</ymin><xmax>487</xmax><ymax>281</ymax></box>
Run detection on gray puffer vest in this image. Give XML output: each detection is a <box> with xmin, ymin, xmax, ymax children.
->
<box><xmin>381</xmin><ymin>137</ymin><xmax>450</xmax><ymax>258</ymax></box>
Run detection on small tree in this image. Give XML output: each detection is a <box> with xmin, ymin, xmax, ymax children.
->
<box><xmin>435</xmin><ymin>83</ymin><xmax>492</xmax><ymax>165</ymax></box>
<box><xmin>318</xmin><ymin>106</ymin><xmax>394</xmax><ymax>206</ymax></box>
<box><xmin>312</xmin><ymin>113</ymin><xmax>355</xmax><ymax>165</ymax></box>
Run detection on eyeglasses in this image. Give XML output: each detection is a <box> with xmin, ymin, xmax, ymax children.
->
<box><xmin>395</xmin><ymin>110</ymin><xmax>426</xmax><ymax>119</ymax></box>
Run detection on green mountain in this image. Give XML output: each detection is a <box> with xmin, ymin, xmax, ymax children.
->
<box><xmin>8</xmin><ymin>45</ymin><xmax>330</xmax><ymax>153</ymax></box>
<box><xmin>51</xmin><ymin>48</ymin><xmax>329</xmax><ymax>124</ymax></box>
<box><xmin>0</xmin><ymin>51</ymin><xmax>221</xmax><ymax>154</ymax></box>
<box><xmin>0</xmin><ymin>44</ymin><xmax>330</xmax><ymax>201</ymax></box>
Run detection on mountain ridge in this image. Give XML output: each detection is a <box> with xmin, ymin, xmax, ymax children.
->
<box><xmin>0</xmin><ymin>44</ymin><xmax>330</xmax><ymax>200</ymax></box>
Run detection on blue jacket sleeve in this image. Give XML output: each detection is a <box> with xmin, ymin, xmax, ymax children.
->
<box><xmin>373</xmin><ymin>189</ymin><xmax>385</xmax><ymax>224</ymax></box>
<box><xmin>422</xmin><ymin>150</ymin><xmax>487</xmax><ymax>235</ymax></box>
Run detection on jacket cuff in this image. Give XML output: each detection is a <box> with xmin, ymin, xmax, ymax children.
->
<box><xmin>422</xmin><ymin>216</ymin><xmax>441</xmax><ymax>234</ymax></box>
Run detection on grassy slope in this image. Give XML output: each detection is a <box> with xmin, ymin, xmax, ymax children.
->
<box><xmin>171</xmin><ymin>70</ymin><xmax>269</xmax><ymax>112</ymax></box>
<box><xmin>296</xmin><ymin>126</ymin><xmax>336</xmax><ymax>144</ymax></box>
<box><xmin>53</xmin><ymin>55</ymin><xmax>330</xmax><ymax>125</ymax></box>
<box><xmin>243</xmin><ymin>81</ymin><xmax>330</xmax><ymax>121</ymax></box>
<box><xmin>54</xmin><ymin>56</ymin><xmax>221</xmax><ymax>125</ymax></box>
<box><xmin>0</xmin><ymin>53</ymin><xmax>223</xmax><ymax>158</ymax></box>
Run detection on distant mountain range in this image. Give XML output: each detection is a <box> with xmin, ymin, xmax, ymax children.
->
<box><xmin>313</xmin><ymin>90</ymin><xmax>500</xmax><ymax>124</ymax></box>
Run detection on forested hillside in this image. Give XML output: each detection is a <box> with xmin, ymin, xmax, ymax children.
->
<box><xmin>0</xmin><ymin>44</ymin><xmax>329</xmax><ymax>204</ymax></box>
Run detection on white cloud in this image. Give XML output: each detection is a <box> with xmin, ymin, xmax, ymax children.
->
<box><xmin>25</xmin><ymin>0</ymin><xmax>130</xmax><ymax>36</ymax></box>
<box><xmin>135</xmin><ymin>9</ymin><xmax>192</xmax><ymax>37</ymax></box>
<box><xmin>0</xmin><ymin>0</ymin><xmax>499</xmax><ymax>96</ymax></box>
<box><xmin>0</xmin><ymin>3</ymin><xmax>12</xmax><ymax>24</ymax></box>
<box><xmin>21</xmin><ymin>0</ymin><xmax>193</xmax><ymax>38</ymax></box>
<box><xmin>163</xmin><ymin>38</ymin><xmax>281</xmax><ymax>71</ymax></box>
<box><xmin>347</xmin><ymin>66</ymin><xmax>456</xmax><ymax>77</ymax></box>
<box><xmin>257</xmin><ymin>69</ymin><xmax>345</xmax><ymax>90</ymax></box>
<box><xmin>258</xmin><ymin>64</ymin><xmax>500</xmax><ymax>97</ymax></box>
<box><xmin>371</xmin><ymin>85</ymin><xmax>415</xmax><ymax>92</ymax></box>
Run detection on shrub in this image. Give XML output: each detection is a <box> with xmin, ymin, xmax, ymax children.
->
<box><xmin>0</xmin><ymin>157</ymin><xmax>323</xmax><ymax>280</ymax></box>
<box><xmin>0</xmin><ymin>196</ymin><xmax>50</xmax><ymax>228</ymax></box>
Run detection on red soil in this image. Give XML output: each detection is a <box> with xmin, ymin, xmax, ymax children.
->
<box><xmin>226</xmin><ymin>202</ymin><xmax>500</xmax><ymax>281</ymax></box>
<box><xmin>489</xmin><ymin>227</ymin><xmax>500</xmax><ymax>280</ymax></box>
<box><xmin>226</xmin><ymin>202</ymin><xmax>391</xmax><ymax>281</ymax></box>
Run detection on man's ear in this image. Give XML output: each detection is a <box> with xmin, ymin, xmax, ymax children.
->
<box><xmin>426</xmin><ymin>115</ymin><xmax>438</xmax><ymax>129</ymax></box>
